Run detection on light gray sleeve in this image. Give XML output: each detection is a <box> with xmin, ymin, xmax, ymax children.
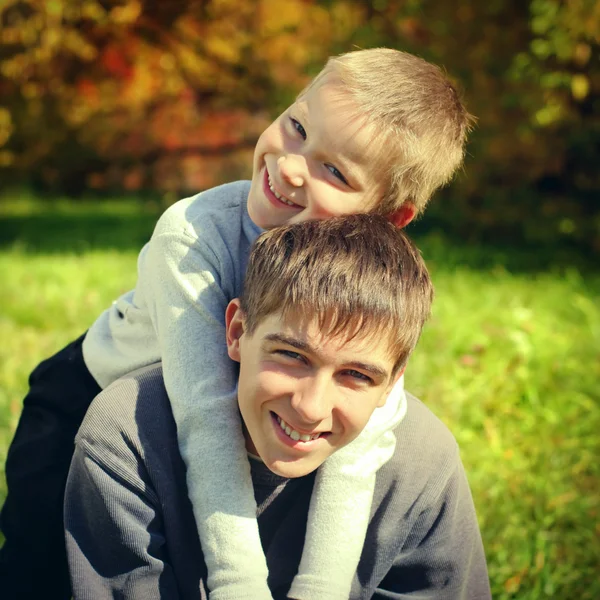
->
<box><xmin>373</xmin><ymin>447</ymin><xmax>491</xmax><ymax>599</ymax></box>
<box><xmin>291</xmin><ymin>378</ymin><xmax>408</xmax><ymax>600</ymax></box>
<box><xmin>135</xmin><ymin>211</ymin><xmax>270</xmax><ymax>598</ymax></box>
<box><xmin>65</xmin><ymin>443</ymin><xmax>180</xmax><ymax>600</ymax></box>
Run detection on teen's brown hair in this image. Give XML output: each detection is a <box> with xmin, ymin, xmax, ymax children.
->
<box><xmin>240</xmin><ymin>214</ymin><xmax>433</xmax><ymax>372</ymax></box>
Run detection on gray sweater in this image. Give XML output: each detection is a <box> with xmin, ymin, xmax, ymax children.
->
<box><xmin>65</xmin><ymin>364</ymin><xmax>491</xmax><ymax>600</ymax></box>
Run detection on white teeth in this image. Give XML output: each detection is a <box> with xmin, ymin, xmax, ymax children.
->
<box><xmin>277</xmin><ymin>416</ymin><xmax>321</xmax><ymax>442</ymax></box>
<box><xmin>268</xmin><ymin>175</ymin><xmax>297</xmax><ymax>207</ymax></box>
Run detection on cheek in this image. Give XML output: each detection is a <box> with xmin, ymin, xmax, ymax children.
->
<box><xmin>305</xmin><ymin>188</ymin><xmax>343</xmax><ymax>219</ymax></box>
<box><xmin>253</xmin><ymin>368</ymin><xmax>296</xmax><ymax>401</ymax></box>
<box><xmin>309</xmin><ymin>190</ymin><xmax>369</xmax><ymax>220</ymax></box>
<box><xmin>345</xmin><ymin>192</ymin><xmax>377</xmax><ymax>216</ymax></box>
<box><xmin>257</xmin><ymin>119</ymin><xmax>284</xmax><ymax>152</ymax></box>
<box><xmin>339</xmin><ymin>396</ymin><xmax>383</xmax><ymax>435</ymax></box>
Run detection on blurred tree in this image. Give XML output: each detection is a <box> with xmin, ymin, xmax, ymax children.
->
<box><xmin>0</xmin><ymin>0</ymin><xmax>598</xmax><ymax>253</ymax></box>
<box><xmin>0</xmin><ymin>0</ymin><xmax>344</xmax><ymax>193</ymax></box>
<box><xmin>315</xmin><ymin>0</ymin><xmax>600</xmax><ymax>253</ymax></box>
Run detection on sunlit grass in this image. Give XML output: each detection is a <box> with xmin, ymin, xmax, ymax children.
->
<box><xmin>0</xmin><ymin>196</ymin><xmax>598</xmax><ymax>599</ymax></box>
<box><xmin>408</xmin><ymin>266</ymin><xmax>599</xmax><ymax>599</ymax></box>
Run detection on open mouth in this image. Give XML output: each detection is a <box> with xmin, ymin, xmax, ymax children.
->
<box><xmin>271</xmin><ymin>411</ymin><xmax>328</xmax><ymax>447</ymax></box>
<box><xmin>276</xmin><ymin>415</ymin><xmax>321</xmax><ymax>442</ymax></box>
<box><xmin>263</xmin><ymin>168</ymin><xmax>302</xmax><ymax>209</ymax></box>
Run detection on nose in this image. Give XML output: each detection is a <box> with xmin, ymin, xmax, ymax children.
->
<box><xmin>290</xmin><ymin>374</ymin><xmax>334</xmax><ymax>425</ymax></box>
<box><xmin>277</xmin><ymin>155</ymin><xmax>306</xmax><ymax>188</ymax></box>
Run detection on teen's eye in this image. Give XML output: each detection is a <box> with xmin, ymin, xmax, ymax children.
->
<box><xmin>326</xmin><ymin>164</ymin><xmax>348</xmax><ymax>185</ymax></box>
<box><xmin>344</xmin><ymin>369</ymin><xmax>372</xmax><ymax>383</ymax></box>
<box><xmin>290</xmin><ymin>118</ymin><xmax>307</xmax><ymax>140</ymax></box>
<box><xmin>276</xmin><ymin>349</ymin><xmax>305</xmax><ymax>363</ymax></box>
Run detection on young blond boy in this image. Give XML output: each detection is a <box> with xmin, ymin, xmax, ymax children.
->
<box><xmin>0</xmin><ymin>48</ymin><xmax>472</xmax><ymax>600</ymax></box>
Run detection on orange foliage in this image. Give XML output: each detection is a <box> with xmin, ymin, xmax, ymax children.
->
<box><xmin>100</xmin><ymin>46</ymin><xmax>134</xmax><ymax>79</ymax></box>
<box><xmin>0</xmin><ymin>0</ymin><xmax>598</xmax><ymax>252</ymax></box>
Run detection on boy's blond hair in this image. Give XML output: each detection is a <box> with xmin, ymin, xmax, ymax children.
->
<box><xmin>301</xmin><ymin>48</ymin><xmax>474</xmax><ymax>216</ymax></box>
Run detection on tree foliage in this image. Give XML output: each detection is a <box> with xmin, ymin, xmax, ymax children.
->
<box><xmin>0</xmin><ymin>0</ymin><xmax>598</xmax><ymax>252</ymax></box>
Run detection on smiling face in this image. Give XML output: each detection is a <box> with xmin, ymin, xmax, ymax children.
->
<box><xmin>225</xmin><ymin>300</ymin><xmax>401</xmax><ymax>478</ymax></box>
<box><xmin>247</xmin><ymin>76</ymin><xmax>384</xmax><ymax>229</ymax></box>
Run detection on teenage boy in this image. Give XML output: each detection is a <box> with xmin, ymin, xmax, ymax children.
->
<box><xmin>65</xmin><ymin>215</ymin><xmax>491</xmax><ymax>599</ymax></box>
<box><xmin>1</xmin><ymin>49</ymin><xmax>473</xmax><ymax>599</ymax></box>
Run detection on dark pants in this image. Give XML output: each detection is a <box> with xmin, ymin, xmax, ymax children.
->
<box><xmin>0</xmin><ymin>333</ymin><xmax>101</xmax><ymax>600</ymax></box>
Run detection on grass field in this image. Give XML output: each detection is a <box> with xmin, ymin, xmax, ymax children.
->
<box><xmin>1</xmin><ymin>195</ymin><xmax>599</xmax><ymax>599</ymax></box>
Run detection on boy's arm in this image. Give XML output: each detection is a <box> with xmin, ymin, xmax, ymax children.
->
<box><xmin>137</xmin><ymin>214</ymin><xmax>270</xmax><ymax>599</ymax></box>
<box><xmin>290</xmin><ymin>378</ymin><xmax>408</xmax><ymax>599</ymax></box>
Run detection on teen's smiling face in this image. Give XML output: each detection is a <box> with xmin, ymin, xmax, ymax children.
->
<box><xmin>225</xmin><ymin>300</ymin><xmax>400</xmax><ymax>478</ymax></box>
<box><xmin>247</xmin><ymin>75</ymin><xmax>382</xmax><ymax>229</ymax></box>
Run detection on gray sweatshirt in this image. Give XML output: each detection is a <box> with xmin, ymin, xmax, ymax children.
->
<box><xmin>81</xmin><ymin>181</ymin><xmax>407</xmax><ymax>599</ymax></box>
<box><xmin>65</xmin><ymin>364</ymin><xmax>491</xmax><ymax>600</ymax></box>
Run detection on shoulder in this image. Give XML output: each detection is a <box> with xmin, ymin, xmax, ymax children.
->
<box><xmin>364</xmin><ymin>395</ymin><xmax>490</xmax><ymax>599</ymax></box>
<box><xmin>153</xmin><ymin>181</ymin><xmax>253</xmax><ymax>238</ymax></box>
<box><xmin>375</xmin><ymin>392</ymin><xmax>461</xmax><ymax>507</ymax></box>
<box><xmin>76</xmin><ymin>364</ymin><xmax>174</xmax><ymax>473</ymax></box>
<box><xmin>399</xmin><ymin>392</ymin><xmax>458</xmax><ymax>460</ymax></box>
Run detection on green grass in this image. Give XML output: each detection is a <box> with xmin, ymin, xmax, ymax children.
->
<box><xmin>1</xmin><ymin>195</ymin><xmax>599</xmax><ymax>599</ymax></box>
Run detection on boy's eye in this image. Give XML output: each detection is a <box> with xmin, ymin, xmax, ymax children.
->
<box><xmin>290</xmin><ymin>118</ymin><xmax>307</xmax><ymax>140</ymax></box>
<box><xmin>326</xmin><ymin>164</ymin><xmax>348</xmax><ymax>185</ymax></box>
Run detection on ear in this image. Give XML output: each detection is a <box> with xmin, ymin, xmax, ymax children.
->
<box><xmin>377</xmin><ymin>366</ymin><xmax>406</xmax><ymax>408</ymax></box>
<box><xmin>225</xmin><ymin>298</ymin><xmax>246</xmax><ymax>363</ymax></box>
<box><xmin>387</xmin><ymin>204</ymin><xmax>416</xmax><ymax>229</ymax></box>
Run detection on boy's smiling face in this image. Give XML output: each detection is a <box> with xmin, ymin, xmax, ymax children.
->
<box><xmin>247</xmin><ymin>76</ymin><xmax>383</xmax><ymax>229</ymax></box>
<box><xmin>225</xmin><ymin>299</ymin><xmax>401</xmax><ymax>478</ymax></box>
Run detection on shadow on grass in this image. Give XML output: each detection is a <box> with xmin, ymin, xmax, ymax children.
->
<box><xmin>0</xmin><ymin>197</ymin><xmax>596</xmax><ymax>276</ymax></box>
<box><xmin>407</xmin><ymin>221</ymin><xmax>598</xmax><ymax>275</ymax></box>
<box><xmin>0</xmin><ymin>210</ymin><xmax>162</xmax><ymax>253</ymax></box>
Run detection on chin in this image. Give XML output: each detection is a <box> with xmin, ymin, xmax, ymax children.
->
<box><xmin>264</xmin><ymin>457</ymin><xmax>322</xmax><ymax>479</ymax></box>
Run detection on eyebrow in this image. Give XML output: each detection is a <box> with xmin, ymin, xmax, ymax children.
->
<box><xmin>263</xmin><ymin>333</ymin><xmax>390</xmax><ymax>379</ymax></box>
